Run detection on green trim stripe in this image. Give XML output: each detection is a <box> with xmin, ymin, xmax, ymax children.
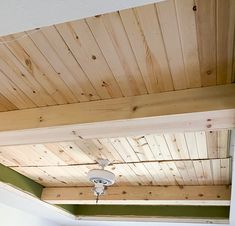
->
<box><xmin>60</xmin><ymin>205</ymin><xmax>230</xmax><ymax>219</ymax></box>
<box><xmin>0</xmin><ymin>163</ymin><xmax>43</xmax><ymax>198</ymax></box>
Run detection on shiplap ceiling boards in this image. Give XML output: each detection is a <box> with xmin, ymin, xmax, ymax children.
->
<box><xmin>0</xmin><ymin>0</ymin><xmax>234</xmax><ymax>111</ymax></box>
<box><xmin>0</xmin><ymin>0</ymin><xmax>234</xmax><ymax>221</ymax></box>
<box><xmin>0</xmin><ymin>130</ymin><xmax>231</xmax><ymax>187</ymax></box>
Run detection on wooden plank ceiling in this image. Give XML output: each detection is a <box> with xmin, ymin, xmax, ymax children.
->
<box><xmin>0</xmin><ymin>130</ymin><xmax>231</xmax><ymax>187</ymax></box>
<box><xmin>0</xmin><ymin>0</ymin><xmax>234</xmax><ymax>206</ymax></box>
<box><xmin>0</xmin><ymin>0</ymin><xmax>234</xmax><ymax>112</ymax></box>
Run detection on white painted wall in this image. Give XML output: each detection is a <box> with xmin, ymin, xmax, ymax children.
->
<box><xmin>0</xmin><ymin>0</ymin><xmax>164</xmax><ymax>36</ymax></box>
<box><xmin>0</xmin><ymin>202</ymin><xmax>59</xmax><ymax>226</ymax></box>
<box><xmin>0</xmin><ymin>183</ymin><xmax>77</xmax><ymax>226</ymax></box>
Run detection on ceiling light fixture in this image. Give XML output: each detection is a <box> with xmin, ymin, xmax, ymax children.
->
<box><xmin>87</xmin><ymin>159</ymin><xmax>115</xmax><ymax>204</ymax></box>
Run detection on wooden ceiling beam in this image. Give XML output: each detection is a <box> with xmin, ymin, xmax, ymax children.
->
<box><xmin>41</xmin><ymin>185</ymin><xmax>231</xmax><ymax>206</ymax></box>
<box><xmin>0</xmin><ymin>84</ymin><xmax>234</xmax><ymax>146</ymax></box>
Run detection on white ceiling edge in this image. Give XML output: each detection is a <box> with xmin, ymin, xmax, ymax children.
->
<box><xmin>0</xmin><ymin>0</ymin><xmax>165</xmax><ymax>36</ymax></box>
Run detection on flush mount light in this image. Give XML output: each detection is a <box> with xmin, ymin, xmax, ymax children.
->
<box><xmin>87</xmin><ymin>159</ymin><xmax>115</xmax><ymax>203</ymax></box>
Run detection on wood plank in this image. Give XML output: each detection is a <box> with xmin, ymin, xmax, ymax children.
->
<box><xmin>1</xmin><ymin>35</ymin><xmax>68</xmax><ymax>105</ymax></box>
<box><xmin>174</xmin><ymin>0</ymin><xmax>201</xmax><ymax>88</ymax></box>
<box><xmin>0</xmin><ymin>84</ymin><xmax>233</xmax><ymax>145</ymax></box>
<box><xmin>175</xmin><ymin>161</ymin><xmax>192</xmax><ymax>185</ymax></box>
<box><xmin>0</xmin><ymin>69</ymin><xmax>35</xmax><ymax>109</ymax></box>
<box><xmin>0</xmin><ymin>92</ymin><xmax>17</xmax><ymax>111</ymax></box>
<box><xmin>9</xmin><ymin>32</ymin><xmax>80</xmax><ymax>104</ymax></box>
<box><xmin>201</xmin><ymin>160</ymin><xmax>214</xmax><ymax>185</ymax></box>
<box><xmin>0</xmin><ymin>45</ymin><xmax>56</xmax><ymax>106</ymax></box>
<box><xmin>195</xmin><ymin>0</ymin><xmax>217</xmax><ymax>86</ymax></box>
<box><xmin>185</xmin><ymin>132</ymin><xmax>199</xmax><ymax>159</ymax></box>
<box><xmin>86</xmin><ymin>13</ymin><xmax>146</xmax><ymax>96</ymax></box>
<box><xmin>56</xmin><ymin>21</ymin><xmax>123</xmax><ymax>99</ymax></box>
<box><xmin>110</xmin><ymin>138</ymin><xmax>139</xmax><ymax>162</ymax></box>
<box><xmin>226</xmin><ymin>0</ymin><xmax>235</xmax><ymax>83</ymax></box>
<box><xmin>28</xmin><ymin>29</ymin><xmax>88</xmax><ymax>102</ymax></box>
<box><xmin>183</xmin><ymin>161</ymin><xmax>198</xmax><ymax>185</ymax></box>
<box><xmin>156</xmin><ymin>0</ymin><xmax>188</xmax><ymax>90</ymax></box>
<box><xmin>220</xmin><ymin>158</ymin><xmax>231</xmax><ymax>185</ymax></box>
<box><xmin>153</xmin><ymin>134</ymin><xmax>172</xmax><ymax>160</ymax></box>
<box><xmin>195</xmin><ymin>131</ymin><xmax>208</xmax><ymax>159</ymax></box>
<box><xmin>193</xmin><ymin>160</ymin><xmax>206</xmax><ymax>185</ymax></box>
<box><xmin>127</xmin><ymin>136</ymin><xmax>155</xmax><ymax>161</ymax></box>
<box><xmin>144</xmin><ymin>162</ymin><xmax>171</xmax><ymax>185</ymax></box>
<box><xmin>120</xmin><ymin>5</ymin><xmax>173</xmax><ymax>93</ymax></box>
<box><xmin>40</xmin><ymin>26</ymin><xmax>100</xmax><ymax>101</ymax></box>
<box><xmin>216</xmin><ymin>0</ymin><xmax>235</xmax><ymax>84</ymax></box>
<box><xmin>164</xmin><ymin>133</ymin><xmax>190</xmax><ymax>160</ymax></box>
<box><xmin>206</xmin><ymin>131</ymin><xmax>218</xmax><ymax>158</ymax></box>
<box><xmin>145</xmin><ymin>135</ymin><xmax>166</xmax><ymax>160</ymax></box>
<box><xmin>212</xmin><ymin>159</ymin><xmax>221</xmax><ymax>185</ymax></box>
<box><xmin>218</xmin><ymin>130</ymin><xmax>229</xmax><ymax>158</ymax></box>
<box><xmin>41</xmin><ymin>185</ymin><xmax>231</xmax><ymax>206</ymax></box>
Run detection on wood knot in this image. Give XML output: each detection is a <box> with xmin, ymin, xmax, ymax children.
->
<box><xmin>132</xmin><ymin>106</ymin><xmax>138</xmax><ymax>112</ymax></box>
<box><xmin>95</xmin><ymin>14</ymin><xmax>101</xmax><ymax>18</ymax></box>
<box><xmin>39</xmin><ymin>116</ymin><xmax>43</xmax><ymax>122</ymax></box>
<box><xmin>91</xmin><ymin>55</ymin><xmax>97</xmax><ymax>60</ymax></box>
<box><xmin>206</xmin><ymin>124</ymin><xmax>212</xmax><ymax>128</ymax></box>
<box><xmin>198</xmin><ymin>193</ymin><xmax>204</xmax><ymax>197</ymax></box>
<box><xmin>206</xmin><ymin>70</ymin><xmax>212</xmax><ymax>75</ymax></box>
<box><xmin>122</xmin><ymin>191</ymin><xmax>127</xmax><ymax>194</ymax></box>
<box><xmin>101</xmin><ymin>81</ymin><xmax>109</xmax><ymax>87</ymax></box>
<box><xmin>25</xmin><ymin>59</ymin><xmax>31</xmax><ymax>67</ymax></box>
<box><xmin>192</xmin><ymin>5</ymin><xmax>197</xmax><ymax>11</ymax></box>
